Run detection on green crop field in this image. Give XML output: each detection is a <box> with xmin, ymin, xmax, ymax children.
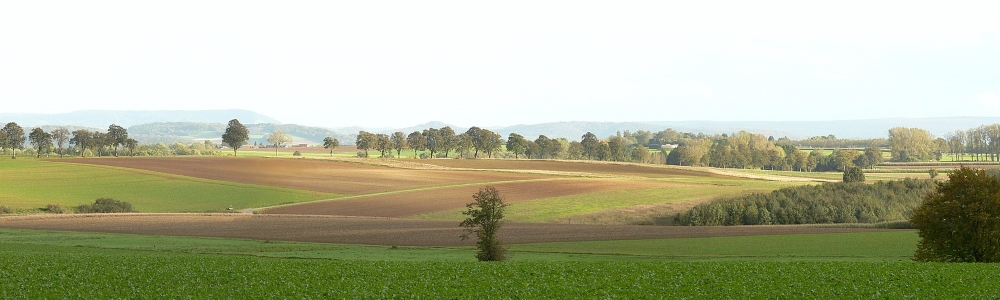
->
<box><xmin>0</xmin><ymin>159</ymin><xmax>338</xmax><ymax>212</ymax></box>
<box><xmin>0</xmin><ymin>229</ymin><xmax>995</xmax><ymax>298</ymax></box>
<box><xmin>411</xmin><ymin>178</ymin><xmax>802</xmax><ymax>222</ymax></box>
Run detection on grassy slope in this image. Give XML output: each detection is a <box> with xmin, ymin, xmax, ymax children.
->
<box><xmin>0</xmin><ymin>159</ymin><xmax>339</xmax><ymax>212</ymax></box>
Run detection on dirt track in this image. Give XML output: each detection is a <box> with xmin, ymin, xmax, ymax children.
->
<box><xmin>63</xmin><ymin>157</ymin><xmax>552</xmax><ymax>195</ymax></box>
<box><xmin>418</xmin><ymin>159</ymin><xmax>727</xmax><ymax>178</ymax></box>
<box><xmin>265</xmin><ymin>179</ymin><xmax>674</xmax><ymax>217</ymax></box>
<box><xmin>0</xmin><ymin>214</ymin><xmax>895</xmax><ymax>246</ymax></box>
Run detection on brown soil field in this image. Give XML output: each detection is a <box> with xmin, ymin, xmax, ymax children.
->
<box><xmin>415</xmin><ymin>159</ymin><xmax>727</xmax><ymax>178</ymax></box>
<box><xmin>265</xmin><ymin>179</ymin><xmax>673</xmax><ymax>217</ymax></box>
<box><xmin>63</xmin><ymin>157</ymin><xmax>553</xmax><ymax>195</ymax></box>
<box><xmin>0</xmin><ymin>214</ymin><xmax>895</xmax><ymax>246</ymax></box>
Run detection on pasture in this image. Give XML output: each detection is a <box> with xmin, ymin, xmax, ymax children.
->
<box><xmin>0</xmin><ymin>159</ymin><xmax>335</xmax><ymax>212</ymax></box>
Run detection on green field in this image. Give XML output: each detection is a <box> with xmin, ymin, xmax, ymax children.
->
<box><xmin>0</xmin><ymin>159</ymin><xmax>338</xmax><ymax>212</ymax></box>
<box><xmin>0</xmin><ymin>229</ymin><xmax>995</xmax><ymax>298</ymax></box>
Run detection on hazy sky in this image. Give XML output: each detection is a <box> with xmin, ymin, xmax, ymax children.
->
<box><xmin>2</xmin><ymin>1</ymin><xmax>998</xmax><ymax>128</ymax></box>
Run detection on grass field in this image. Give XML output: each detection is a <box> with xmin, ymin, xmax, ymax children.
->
<box><xmin>0</xmin><ymin>159</ymin><xmax>337</xmax><ymax>212</ymax></box>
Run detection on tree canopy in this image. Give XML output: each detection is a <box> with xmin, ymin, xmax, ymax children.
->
<box><xmin>221</xmin><ymin>119</ymin><xmax>250</xmax><ymax>156</ymax></box>
<box><xmin>460</xmin><ymin>186</ymin><xmax>510</xmax><ymax>261</ymax></box>
<box><xmin>911</xmin><ymin>167</ymin><xmax>1000</xmax><ymax>262</ymax></box>
<box><xmin>2</xmin><ymin>122</ymin><xmax>26</xmax><ymax>159</ymax></box>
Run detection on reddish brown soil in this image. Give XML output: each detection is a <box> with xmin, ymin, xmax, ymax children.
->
<box><xmin>0</xmin><ymin>214</ymin><xmax>895</xmax><ymax>246</ymax></box>
<box><xmin>417</xmin><ymin>159</ymin><xmax>726</xmax><ymax>178</ymax></box>
<box><xmin>265</xmin><ymin>179</ymin><xmax>673</xmax><ymax>217</ymax></box>
<box><xmin>64</xmin><ymin>157</ymin><xmax>552</xmax><ymax>195</ymax></box>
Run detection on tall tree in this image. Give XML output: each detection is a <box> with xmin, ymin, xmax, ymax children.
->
<box><xmin>28</xmin><ymin>127</ymin><xmax>53</xmax><ymax>158</ymax></box>
<box><xmin>323</xmin><ymin>137</ymin><xmax>340</xmax><ymax>157</ymax></box>
<box><xmin>51</xmin><ymin>127</ymin><xmax>70</xmax><ymax>158</ymax></box>
<box><xmin>534</xmin><ymin>135</ymin><xmax>552</xmax><ymax>159</ymax></box>
<box><xmin>406</xmin><ymin>131</ymin><xmax>426</xmax><ymax>158</ymax></box>
<box><xmin>422</xmin><ymin>128</ymin><xmax>440</xmax><ymax>158</ymax></box>
<box><xmin>267</xmin><ymin>130</ymin><xmax>292</xmax><ymax>155</ymax></box>
<box><xmin>455</xmin><ymin>133</ymin><xmax>474</xmax><ymax>158</ymax></box>
<box><xmin>581</xmin><ymin>132</ymin><xmax>598</xmax><ymax>160</ymax></box>
<box><xmin>70</xmin><ymin>129</ymin><xmax>92</xmax><ymax>157</ymax></box>
<box><xmin>221</xmin><ymin>119</ymin><xmax>250</xmax><ymax>157</ymax></box>
<box><xmin>375</xmin><ymin>133</ymin><xmax>391</xmax><ymax>158</ymax></box>
<box><xmin>888</xmin><ymin>127</ymin><xmax>934</xmax><ymax>162</ymax></box>
<box><xmin>465</xmin><ymin>127</ymin><xmax>484</xmax><ymax>158</ymax></box>
<box><xmin>607</xmin><ymin>136</ymin><xmax>628</xmax><ymax>162</ymax></box>
<box><xmin>506</xmin><ymin>133</ymin><xmax>527</xmax><ymax>159</ymax></box>
<box><xmin>1</xmin><ymin>122</ymin><xmax>25</xmax><ymax>159</ymax></box>
<box><xmin>481</xmin><ymin>130</ymin><xmax>503</xmax><ymax>158</ymax></box>
<box><xmin>356</xmin><ymin>131</ymin><xmax>376</xmax><ymax>157</ymax></box>
<box><xmin>439</xmin><ymin>126</ymin><xmax>457</xmax><ymax>158</ymax></box>
<box><xmin>107</xmin><ymin>124</ymin><xmax>128</xmax><ymax>157</ymax></box>
<box><xmin>460</xmin><ymin>186</ymin><xmax>510</xmax><ymax>261</ymax></box>
<box><xmin>390</xmin><ymin>131</ymin><xmax>406</xmax><ymax>158</ymax></box>
<box><xmin>124</xmin><ymin>138</ymin><xmax>138</xmax><ymax>157</ymax></box>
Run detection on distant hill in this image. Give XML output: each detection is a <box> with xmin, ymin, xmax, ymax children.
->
<box><xmin>0</xmin><ymin>110</ymin><xmax>278</xmax><ymax>128</ymax></box>
<box><xmin>128</xmin><ymin>122</ymin><xmax>354</xmax><ymax>145</ymax></box>
<box><xmin>647</xmin><ymin>117</ymin><xmax>1000</xmax><ymax>139</ymax></box>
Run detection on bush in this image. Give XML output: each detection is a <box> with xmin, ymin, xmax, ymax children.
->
<box><xmin>293</xmin><ymin>151</ymin><xmax>302</xmax><ymax>156</ymax></box>
<box><xmin>843</xmin><ymin>167</ymin><xmax>865</xmax><ymax>183</ymax></box>
<box><xmin>911</xmin><ymin>167</ymin><xmax>1000</xmax><ymax>262</ymax></box>
<box><xmin>929</xmin><ymin>169</ymin><xmax>939</xmax><ymax>179</ymax></box>
<box><xmin>45</xmin><ymin>204</ymin><xmax>64</xmax><ymax>214</ymax></box>
<box><xmin>75</xmin><ymin>198</ymin><xmax>134</xmax><ymax>213</ymax></box>
<box><xmin>0</xmin><ymin>206</ymin><xmax>10</xmax><ymax>214</ymax></box>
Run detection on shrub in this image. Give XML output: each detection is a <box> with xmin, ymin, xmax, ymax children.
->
<box><xmin>843</xmin><ymin>167</ymin><xmax>865</xmax><ymax>183</ymax></box>
<box><xmin>911</xmin><ymin>167</ymin><xmax>1000</xmax><ymax>262</ymax></box>
<box><xmin>75</xmin><ymin>198</ymin><xmax>134</xmax><ymax>213</ymax></box>
<box><xmin>293</xmin><ymin>151</ymin><xmax>302</xmax><ymax>156</ymax></box>
<box><xmin>45</xmin><ymin>204</ymin><xmax>64</xmax><ymax>214</ymax></box>
<box><xmin>929</xmin><ymin>169</ymin><xmax>939</xmax><ymax>179</ymax></box>
<box><xmin>0</xmin><ymin>206</ymin><xmax>10</xmax><ymax>214</ymax></box>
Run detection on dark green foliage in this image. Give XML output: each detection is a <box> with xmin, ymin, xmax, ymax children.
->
<box><xmin>461</xmin><ymin>186</ymin><xmax>509</xmax><ymax>261</ymax></box>
<box><xmin>929</xmin><ymin>169</ymin><xmax>939</xmax><ymax>179</ymax></box>
<box><xmin>675</xmin><ymin>179</ymin><xmax>936</xmax><ymax>226</ymax></box>
<box><xmin>911</xmin><ymin>167</ymin><xmax>1000</xmax><ymax>262</ymax></box>
<box><xmin>221</xmin><ymin>119</ymin><xmax>250</xmax><ymax>156</ymax></box>
<box><xmin>292</xmin><ymin>151</ymin><xmax>302</xmax><ymax>156</ymax></box>
<box><xmin>843</xmin><ymin>166</ymin><xmax>866</xmax><ymax>182</ymax></box>
<box><xmin>75</xmin><ymin>198</ymin><xmax>134</xmax><ymax>213</ymax></box>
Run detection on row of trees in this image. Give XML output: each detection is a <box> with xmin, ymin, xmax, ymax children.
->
<box><xmin>674</xmin><ymin>178</ymin><xmax>936</xmax><ymax>226</ymax></box>
<box><xmin>943</xmin><ymin>124</ymin><xmax>1000</xmax><ymax>162</ymax></box>
<box><xmin>0</xmin><ymin>122</ymin><xmax>137</xmax><ymax>158</ymax></box>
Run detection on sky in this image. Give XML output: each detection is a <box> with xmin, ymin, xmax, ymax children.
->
<box><xmin>1</xmin><ymin>1</ymin><xmax>999</xmax><ymax>128</ymax></box>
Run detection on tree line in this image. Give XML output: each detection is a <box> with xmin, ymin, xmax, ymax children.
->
<box><xmin>943</xmin><ymin>124</ymin><xmax>1000</xmax><ymax>162</ymax></box>
<box><xmin>674</xmin><ymin>178</ymin><xmax>936</xmax><ymax>226</ymax></box>
<box><xmin>1</xmin><ymin>122</ymin><xmax>138</xmax><ymax>158</ymax></box>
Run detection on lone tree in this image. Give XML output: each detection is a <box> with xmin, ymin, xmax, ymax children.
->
<box><xmin>843</xmin><ymin>166</ymin><xmax>866</xmax><ymax>183</ymax></box>
<box><xmin>322</xmin><ymin>136</ymin><xmax>340</xmax><ymax>157</ymax></box>
<box><xmin>222</xmin><ymin>119</ymin><xmax>250</xmax><ymax>156</ymax></box>
<box><xmin>911</xmin><ymin>167</ymin><xmax>1000</xmax><ymax>262</ymax></box>
<box><xmin>2</xmin><ymin>122</ymin><xmax>26</xmax><ymax>159</ymax></box>
<box><xmin>460</xmin><ymin>186</ymin><xmax>510</xmax><ymax>261</ymax></box>
<box><xmin>267</xmin><ymin>130</ymin><xmax>292</xmax><ymax>155</ymax></box>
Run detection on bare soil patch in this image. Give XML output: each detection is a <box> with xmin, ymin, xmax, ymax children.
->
<box><xmin>265</xmin><ymin>179</ymin><xmax>673</xmax><ymax>217</ymax></box>
<box><xmin>64</xmin><ymin>157</ymin><xmax>552</xmax><ymax>195</ymax></box>
<box><xmin>0</xmin><ymin>214</ymin><xmax>896</xmax><ymax>247</ymax></box>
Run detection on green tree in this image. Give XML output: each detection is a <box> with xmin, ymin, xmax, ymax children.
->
<box><xmin>842</xmin><ymin>166</ymin><xmax>865</xmax><ymax>183</ymax></box>
<box><xmin>439</xmin><ymin>126</ymin><xmax>457</xmax><ymax>158</ymax></box>
<box><xmin>911</xmin><ymin>167</ymin><xmax>1000</xmax><ymax>262</ymax></box>
<box><xmin>422</xmin><ymin>128</ymin><xmax>440</xmax><ymax>158</ymax></box>
<box><xmin>460</xmin><ymin>186</ymin><xmax>509</xmax><ymax>262</ymax></box>
<box><xmin>534</xmin><ymin>135</ymin><xmax>552</xmax><ymax>159</ymax></box>
<box><xmin>390</xmin><ymin>131</ymin><xmax>406</xmax><ymax>158</ymax></box>
<box><xmin>506</xmin><ymin>133</ymin><xmax>527</xmax><ymax>159</ymax></box>
<box><xmin>929</xmin><ymin>169</ymin><xmax>939</xmax><ymax>179</ymax></box>
<box><xmin>124</xmin><ymin>138</ymin><xmax>138</xmax><ymax>157</ymax></box>
<box><xmin>581</xmin><ymin>132</ymin><xmax>598</xmax><ymax>160</ymax></box>
<box><xmin>221</xmin><ymin>119</ymin><xmax>250</xmax><ymax>157</ymax></box>
<box><xmin>356</xmin><ymin>131</ymin><xmax>375</xmax><ymax>157</ymax></box>
<box><xmin>323</xmin><ymin>136</ymin><xmax>340</xmax><ymax>156</ymax></box>
<box><xmin>51</xmin><ymin>127</ymin><xmax>70</xmax><ymax>158</ymax></box>
<box><xmin>28</xmin><ymin>127</ymin><xmax>53</xmax><ymax>158</ymax></box>
<box><xmin>888</xmin><ymin>127</ymin><xmax>935</xmax><ymax>162</ymax></box>
<box><xmin>70</xmin><ymin>129</ymin><xmax>92</xmax><ymax>157</ymax></box>
<box><xmin>267</xmin><ymin>130</ymin><xmax>292</xmax><ymax>155</ymax></box>
<box><xmin>1</xmin><ymin>122</ymin><xmax>25</xmax><ymax>159</ymax></box>
<box><xmin>406</xmin><ymin>131</ymin><xmax>426</xmax><ymax>158</ymax></box>
<box><xmin>375</xmin><ymin>133</ymin><xmax>391</xmax><ymax>158</ymax></box>
<box><xmin>107</xmin><ymin>124</ymin><xmax>128</xmax><ymax>157</ymax></box>
<box><xmin>631</xmin><ymin>144</ymin><xmax>650</xmax><ymax>163</ymax></box>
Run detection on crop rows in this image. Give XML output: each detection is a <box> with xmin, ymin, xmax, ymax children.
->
<box><xmin>2</xmin><ymin>244</ymin><xmax>998</xmax><ymax>299</ymax></box>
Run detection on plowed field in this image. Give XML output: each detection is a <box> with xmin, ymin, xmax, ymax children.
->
<box><xmin>417</xmin><ymin>159</ymin><xmax>725</xmax><ymax>178</ymax></box>
<box><xmin>0</xmin><ymin>214</ymin><xmax>890</xmax><ymax>246</ymax></box>
<box><xmin>265</xmin><ymin>179</ymin><xmax>673</xmax><ymax>217</ymax></box>
<box><xmin>66</xmin><ymin>157</ymin><xmax>552</xmax><ymax>195</ymax></box>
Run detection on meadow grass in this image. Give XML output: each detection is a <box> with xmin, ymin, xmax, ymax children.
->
<box><xmin>0</xmin><ymin>159</ymin><xmax>339</xmax><ymax>212</ymax></box>
<box><xmin>411</xmin><ymin>178</ymin><xmax>802</xmax><ymax>222</ymax></box>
